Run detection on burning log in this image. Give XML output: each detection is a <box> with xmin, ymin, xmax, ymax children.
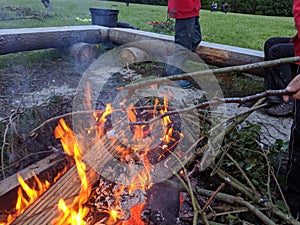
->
<box><xmin>10</xmin><ymin>162</ymin><xmax>97</xmax><ymax>225</ymax></box>
<box><xmin>0</xmin><ymin>153</ymin><xmax>66</xmax><ymax>213</ymax></box>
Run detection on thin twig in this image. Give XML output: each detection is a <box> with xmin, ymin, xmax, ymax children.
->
<box><xmin>118</xmin><ymin>56</ymin><xmax>300</xmax><ymax>91</ymax></box>
<box><xmin>268</xmin><ymin>160</ymin><xmax>290</xmax><ymax>216</ymax></box>
<box><xmin>210</xmin><ymin>103</ymin><xmax>268</xmax><ymax>133</ymax></box>
<box><xmin>200</xmin><ymin>183</ymin><xmax>225</xmax><ymax>214</ymax></box>
<box><xmin>29</xmin><ymin>89</ymin><xmax>285</xmax><ymax>137</ymax></box>
<box><xmin>1</xmin><ymin>109</ymin><xmax>20</xmax><ymax>178</ymax></box>
<box><xmin>214</xmin><ymin>207</ymin><xmax>268</xmax><ymax>217</ymax></box>
<box><xmin>1</xmin><ymin>123</ymin><xmax>9</xmax><ymax>178</ymax></box>
<box><xmin>29</xmin><ymin>110</ymin><xmax>93</xmax><ymax>135</ymax></box>
<box><xmin>225</xmin><ymin>153</ymin><xmax>258</xmax><ymax>195</ymax></box>
<box><xmin>28</xmin><ymin>103</ymin><xmax>169</xmax><ymax>135</ymax></box>
<box><xmin>169</xmin><ymin>151</ymin><xmax>202</xmax><ymax>225</ymax></box>
<box><xmin>216</xmin><ymin>169</ymin><xmax>257</xmax><ymax>200</ymax></box>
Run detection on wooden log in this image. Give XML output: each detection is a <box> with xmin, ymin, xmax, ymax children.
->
<box><xmin>10</xmin><ymin>137</ymin><xmax>114</xmax><ymax>225</ymax></box>
<box><xmin>0</xmin><ymin>25</ymin><xmax>265</xmax><ymax>76</ymax></box>
<box><xmin>10</xmin><ymin>165</ymin><xmax>85</xmax><ymax>225</ymax></box>
<box><xmin>108</xmin><ymin>28</ymin><xmax>265</xmax><ymax>76</ymax></box>
<box><xmin>120</xmin><ymin>47</ymin><xmax>150</xmax><ymax>64</ymax></box>
<box><xmin>0</xmin><ymin>153</ymin><xmax>66</xmax><ymax>212</ymax></box>
<box><xmin>66</xmin><ymin>42</ymin><xmax>98</xmax><ymax>64</ymax></box>
<box><xmin>0</xmin><ymin>26</ymin><xmax>109</xmax><ymax>55</ymax></box>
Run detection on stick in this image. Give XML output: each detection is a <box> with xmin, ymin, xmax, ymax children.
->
<box><xmin>200</xmin><ymin>183</ymin><xmax>225</xmax><ymax>214</ymax></box>
<box><xmin>195</xmin><ymin>187</ymin><xmax>276</xmax><ymax>225</ymax></box>
<box><xmin>129</xmin><ymin>89</ymin><xmax>290</xmax><ymax>126</ymax></box>
<box><xmin>28</xmin><ymin>104</ymin><xmax>168</xmax><ymax>135</ymax></box>
<box><xmin>118</xmin><ymin>56</ymin><xmax>300</xmax><ymax>91</ymax></box>
<box><xmin>1</xmin><ymin>107</ymin><xmax>21</xmax><ymax>178</ymax></box>
<box><xmin>169</xmin><ymin>151</ymin><xmax>202</xmax><ymax>225</ymax></box>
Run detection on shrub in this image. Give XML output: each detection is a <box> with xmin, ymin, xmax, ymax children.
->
<box><xmin>105</xmin><ymin>0</ymin><xmax>293</xmax><ymax>16</ymax></box>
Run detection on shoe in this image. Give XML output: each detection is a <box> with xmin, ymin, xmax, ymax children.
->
<box><xmin>175</xmin><ymin>80</ymin><xmax>192</xmax><ymax>89</ymax></box>
<box><xmin>166</xmin><ymin>65</ymin><xmax>192</xmax><ymax>89</ymax></box>
<box><xmin>266</xmin><ymin>102</ymin><xmax>294</xmax><ymax>117</ymax></box>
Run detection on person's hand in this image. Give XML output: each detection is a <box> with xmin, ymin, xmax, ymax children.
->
<box><xmin>283</xmin><ymin>74</ymin><xmax>300</xmax><ymax>101</ymax></box>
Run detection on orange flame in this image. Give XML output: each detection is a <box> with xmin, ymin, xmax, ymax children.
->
<box><xmin>161</xmin><ymin>95</ymin><xmax>171</xmax><ymax>126</ymax></box>
<box><xmin>15</xmin><ymin>174</ymin><xmax>50</xmax><ymax>214</ymax></box>
<box><xmin>1</xmin><ymin>170</ymin><xmax>66</xmax><ymax>225</ymax></box>
<box><xmin>123</xmin><ymin>203</ymin><xmax>145</xmax><ymax>225</ymax></box>
<box><xmin>3</xmin><ymin>93</ymin><xmax>177</xmax><ymax>225</ymax></box>
<box><xmin>53</xmin><ymin>103</ymin><xmax>113</xmax><ymax>224</ymax></box>
<box><xmin>54</xmin><ymin>119</ymin><xmax>77</xmax><ymax>157</ymax></box>
<box><xmin>110</xmin><ymin>209</ymin><xmax>119</xmax><ymax>222</ymax></box>
<box><xmin>94</xmin><ymin>103</ymin><xmax>113</xmax><ymax>138</ymax></box>
<box><xmin>52</xmin><ymin>118</ymin><xmax>91</xmax><ymax>225</ymax></box>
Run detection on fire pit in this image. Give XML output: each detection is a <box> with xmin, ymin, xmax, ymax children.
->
<box><xmin>3</xmin><ymin>40</ymin><xmax>224</xmax><ymax>225</ymax></box>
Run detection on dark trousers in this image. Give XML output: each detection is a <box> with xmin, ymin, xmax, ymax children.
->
<box><xmin>264</xmin><ymin>37</ymin><xmax>295</xmax><ymax>104</ymax></box>
<box><xmin>174</xmin><ymin>16</ymin><xmax>201</xmax><ymax>52</ymax></box>
<box><xmin>286</xmin><ymin>99</ymin><xmax>300</xmax><ymax>217</ymax></box>
<box><xmin>167</xmin><ymin>16</ymin><xmax>201</xmax><ymax>75</ymax></box>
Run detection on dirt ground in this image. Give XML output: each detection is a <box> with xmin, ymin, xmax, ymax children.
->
<box><xmin>0</xmin><ymin>57</ymin><xmax>86</xmax><ymax>178</ymax></box>
<box><xmin>0</xmin><ymin>59</ymin><xmax>83</xmax><ymax>116</ymax></box>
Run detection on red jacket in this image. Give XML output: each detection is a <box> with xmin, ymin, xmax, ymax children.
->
<box><xmin>293</xmin><ymin>0</ymin><xmax>300</xmax><ymax>58</ymax></box>
<box><xmin>168</xmin><ymin>0</ymin><xmax>201</xmax><ymax>19</ymax></box>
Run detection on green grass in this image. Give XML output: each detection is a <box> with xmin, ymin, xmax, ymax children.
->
<box><xmin>0</xmin><ymin>0</ymin><xmax>296</xmax><ymax>51</ymax></box>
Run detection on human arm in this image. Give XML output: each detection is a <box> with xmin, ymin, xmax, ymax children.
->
<box><xmin>293</xmin><ymin>0</ymin><xmax>300</xmax><ymax>57</ymax></box>
<box><xmin>294</xmin><ymin>0</ymin><xmax>300</xmax><ymax>36</ymax></box>
<box><xmin>283</xmin><ymin>0</ymin><xmax>300</xmax><ymax>101</ymax></box>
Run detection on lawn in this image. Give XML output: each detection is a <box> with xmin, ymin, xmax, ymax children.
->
<box><xmin>0</xmin><ymin>0</ymin><xmax>296</xmax><ymax>51</ymax></box>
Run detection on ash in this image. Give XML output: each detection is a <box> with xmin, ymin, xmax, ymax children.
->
<box><xmin>87</xmin><ymin>176</ymin><xmax>146</xmax><ymax>224</ymax></box>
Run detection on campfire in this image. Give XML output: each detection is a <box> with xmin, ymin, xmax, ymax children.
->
<box><xmin>1</xmin><ymin>88</ymin><xmax>187</xmax><ymax>225</ymax></box>
<box><xmin>1</xmin><ymin>41</ymin><xmax>296</xmax><ymax>225</ymax></box>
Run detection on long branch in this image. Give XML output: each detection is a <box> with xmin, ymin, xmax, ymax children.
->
<box><xmin>118</xmin><ymin>56</ymin><xmax>300</xmax><ymax>91</ymax></box>
<box><xmin>129</xmin><ymin>89</ymin><xmax>291</xmax><ymax>126</ymax></box>
<box><xmin>161</xmin><ymin>179</ymin><xmax>275</xmax><ymax>225</ymax></box>
<box><xmin>195</xmin><ymin>187</ymin><xmax>276</xmax><ymax>225</ymax></box>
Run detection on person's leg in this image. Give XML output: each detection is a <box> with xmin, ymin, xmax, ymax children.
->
<box><xmin>191</xmin><ymin>17</ymin><xmax>202</xmax><ymax>52</ymax></box>
<box><xmin>267</xmin><ymin>43</ymin><xmax>294</xmax><ymax>89</ymax></box>
<box><xmin>265</xmin><ymin>43</ymin><xmax>295</xmax><ymax>116</ymax></box>
<box><xmin>263</xmin><ymin>38</ymin><xmax>295</xmax><ymax>116</ymax></box>
<box><xmin>264</xmin><ymin>37</ymin><xmax>294</xmax><ymax>103</ymax></box>
<box><xmin>264</xmin><ymin>37</ymin><xmax>292</xmax><ymax>93</ymax></box>
<box><xmin>264</xmin><ymin>37</ymin><xmax>291</xmax><ymax>60</ymax></box>
<box><xmin>167</xmin><ymin>17</ymin><xmax>198</xmax><ymax>88</ymax></box>
<box><xmin>174</xmin><ymin>17</ymin><xmax>198</xmax><ymax>50</ymax></box>
<box><xmin>286</xmin><ymin>99</ymin><xmax>300</xmax><ymax>219</ymax></box>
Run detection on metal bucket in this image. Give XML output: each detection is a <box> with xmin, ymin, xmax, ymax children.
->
<box><xmin>89</xmin><ymin>7</ymin><xmax>119</xmax><ymax>27</ymax></box>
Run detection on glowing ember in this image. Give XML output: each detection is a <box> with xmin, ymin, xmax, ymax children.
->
<box><xmin>110</xmin><ymin>209</ymin><xmax>118</xmax><ymax>222</ymax></box>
